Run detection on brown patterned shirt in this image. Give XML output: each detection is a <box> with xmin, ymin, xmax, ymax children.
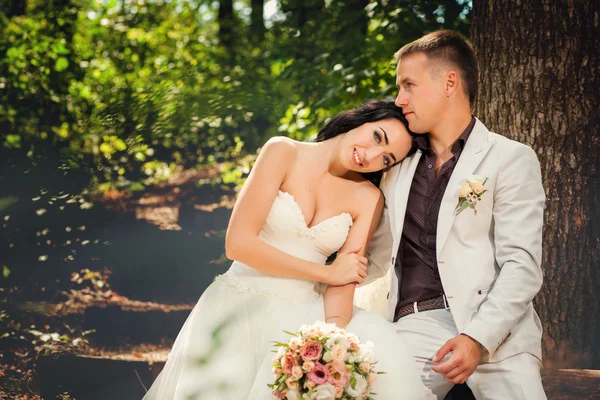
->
<box><xmin>394</xmin><ymin>117</ymin><xmax>476</xmax><ymax>322</ymax></box>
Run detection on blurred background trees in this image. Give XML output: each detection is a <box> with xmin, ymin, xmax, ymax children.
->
<box><xmin>0</xmin><ymin>0</ymin><xmax>471</xmax><ymax>192</ymax></box>
<box><xmin>1</xmin><ymin>1</ymin><xmax>599</xmax><ymax>398</ymax></box>
<box><xmin>0</xmin><ymin>2</ymin><xmax>473</xmax><ymax>397</ymax></box>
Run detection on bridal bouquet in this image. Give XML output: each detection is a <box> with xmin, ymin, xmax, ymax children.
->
<box><xmin>269</xmin><ymin>321</ymin><xmax>380</xmax><ymax>400</ymax></box>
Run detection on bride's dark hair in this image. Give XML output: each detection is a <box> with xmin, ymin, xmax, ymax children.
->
<box><xmin>315</xmin><ymin>99</ymin><xmax>416</xmax><ymax>186</ymax></box>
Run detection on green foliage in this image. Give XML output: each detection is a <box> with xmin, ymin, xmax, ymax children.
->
<box><xmin>0</xmin><ymin>0</ymin><xmax>471</xmax><ymax>191</ymax></box>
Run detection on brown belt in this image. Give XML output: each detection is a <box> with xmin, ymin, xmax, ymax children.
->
<box><xmin>396</xmin><ymin>295</ymin><xmax>448</xmax><ymax>320</ymax></box>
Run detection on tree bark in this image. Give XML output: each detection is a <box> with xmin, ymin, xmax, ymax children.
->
<box><xmin>218</xmin><ymin>0</ymin><xmax>235</xmax><ymax>49</ymax></box>
<box><xmin>251</xmin><ymin>0</ymin><xmax>265</xmax><ymax>43</ymax></box>
<box><xmin>472</xmin><ymin>0</ymin><xmax>600</xmax><ymax>368</ymax></box>
<box><xmin>1</xmin><ymin>0</ymin><xmax>26</xmax><ymax>17</ymax></box>
<box><xmin>336</xmin><ymin>0</ymin><xmax>369</xmax><ymax>57</ymax></box>
<box><xmin>280</xmin><ymin>0</ymin><xmax>325</xmax><ymax>60</ymax></box>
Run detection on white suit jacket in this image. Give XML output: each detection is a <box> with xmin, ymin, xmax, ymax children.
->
<box><xmin>366</xmin><ymin>118</ymin><xmax>545</xmax><ymax>362</ymax></box>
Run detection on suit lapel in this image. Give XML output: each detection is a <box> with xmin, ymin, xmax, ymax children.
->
<box><xmin>436</xmin><ymin>119</ymin><xmax>495</xmax><ymax>258</ymax></box>
<box><xmin>385</xmin><ymin>151</ymin><xmax>421</xmax><ymax>322</ymax></box>
<box><xmin>392</xmin><ymin>150</ymin><xmax>422</xmax><ymax>243</ymax></box>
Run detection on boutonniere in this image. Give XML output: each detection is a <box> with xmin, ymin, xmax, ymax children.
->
<box><xmin>455</xmin><ymin>175</ymin><xmax>488</xmax><ymax>215</ymax></box>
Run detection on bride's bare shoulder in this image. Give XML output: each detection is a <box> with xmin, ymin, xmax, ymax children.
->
<box><xmin>349</xmin><ymin>180</ymin><xmax>384</xmax><ymax>213</ymax></box>
<box><xmin>258</xmin><ymin>136</ymin><xmax>299</xmax><ymax>160</ymax></box>
<box><xmin>262</xmin><ymin>135</ymin><xmax>298</xmax><ymax>149</ymax></box>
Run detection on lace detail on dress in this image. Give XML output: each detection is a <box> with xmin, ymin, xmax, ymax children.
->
<box><xmin>215</xmin><ymin>273</ymin><xmax>314</xmax><ymax>304</ymax></box>
<box><xmin>277</xmin><ymin>190</ymin><xmax>353</xmax><ymax>239</ymax></box>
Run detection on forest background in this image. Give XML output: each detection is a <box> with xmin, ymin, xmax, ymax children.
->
<box><xmin>0</xmin><ymin>0</ymin><xmax>598</xmax><ymax>399</ymax></box>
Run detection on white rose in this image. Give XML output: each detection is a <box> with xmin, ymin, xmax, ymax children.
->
<box><xmin>313</xmin><ymin>321</ymin><xmax>333</xmax><ymax>334</ymax></box>
<box><xmin>346</xmin><ymin>333</ymin><xmax>359</xmax><ymax>343</ymax></box>
<box><xmin>322</xmin><ymin>350</ymin><xmax>333</xmax><ymax>363</ymax></box>
<box><xmin>331</xmin><ymin>343</ymin><xmax>348</xmax><ymax>362</ymax></box>
<box><xmin>286</xmin><ymin>388</ymin><xmax>301</xmax><ymax>400</ymax></box>
<box><xmin>302</xmin><ymin>360</ymin><xmax>315</xmax><ymax>372</ymax></box>
<box><xmin>345</xmin><ymin>373</ymin><xmax>368</xmax><ymax>397</ymax></box>
<box><xmin>347</xmin><ymin>352</ymin><xmax>358</xmax><ymax>364</ymax></box>
<box><xmin>326</xmin><ymin>333</ymin><xmax>349</xmax><ymax>349</ymax></box>
<box><xmin>312</xmin><ymin>383</ymin><xmax>336</xmax><ymax>400</ymax></box>
<box><xmin>358</xmin><ymin>341</ymin><xmax>375</xmax><ymax>363</ymax></box>
<box><xmin>277</xmin><ymin>347</ymin><xmax>287</xmax><ymax>358</ymax></box>
<box><xmin>291</xmin><ymin>365</ymin><xmax>304</xmax><ymax>380</ymax></box>
<box><xmin>287</xmin><ymin>378</ymin><xmax>300</xmax><ymax>390</ymax></box>
<box><xmin>467</xmin><ymin>175</ymin><xmax>486</xmax><ymax>185</ymax></box>
<box><xmin>290</xmin><ymin>337</ymin><xmax>304</xmax><ymax>351</ymax></box>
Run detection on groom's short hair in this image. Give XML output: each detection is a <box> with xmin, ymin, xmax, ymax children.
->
<box><xmin>394</xmin><ymin>30</ymin><xmax>478</xmax><ymax>104</ymax></box>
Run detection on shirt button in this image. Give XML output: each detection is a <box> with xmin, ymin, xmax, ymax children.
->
<box><xmin>428</xmin><ymin>164</ymin><xmax>433</xmax><ymax>169</ymax></box>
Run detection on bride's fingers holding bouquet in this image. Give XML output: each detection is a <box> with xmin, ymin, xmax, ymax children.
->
<box><xmin>326</xmin><ymin>246</ymin><xmax>368</xmax><ymax>286</ymax></box>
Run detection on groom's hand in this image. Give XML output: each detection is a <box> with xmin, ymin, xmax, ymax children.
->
<box><xmin>431</xmin><ymin>334</ymin><xmax>481</xmax><ymax>384</ymax></box>
<box><xmin>327</xmin><ymin>246</ymin><xmax>368</xmax><ymax>286</ymax></box>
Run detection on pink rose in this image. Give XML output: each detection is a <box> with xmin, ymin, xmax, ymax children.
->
<box><xmin>304</xmin><ymin>380</ymin><xmax>316</xmax><ymax>390</ymax></box>
<box><xmin>326</xmin><ymin>361</ymin><xmax>350</xmax><ymax>387</ymax></box>
<box><xmin>334</xmin><ymin>385</ymin><xmax>344</xmax><ymax>398</ymax></box>
<box><xmin>302</xmin><ymin>360</ymin><xmax>315</xmax><ymax>372</ymax></box>
<box><xmin>282</xmin><ymin>352</ymin><xmax>297</xmax><ymax>376</ymax></box>
<box><xmin>367</xmin><ymin>372</ymin><xmax>378</xmax><ymax>386</ymax></box>
<box><xmin>472</xmin><ymin>183</ymin><xmax>485</xmax><ymax>195</ymax></box>
<box><xmin>300</xmin><ymin>341</ymin><xmax>323</xmax><ymax>361</ymax></box>
<box><xmin>349</xmin><ymin>341</ymin><xmax>360</xmax><ymax>351</ymax></box>
<box><xmin>459</xmin><ymin>182</ymin><xmax>473</xmax><ymax>198</ymax></box>
<box><xmin>359</xmin><ymin>362</ymin><xmax>371</xmax><ymax>373</ymax></box>
<box><xmin>286</xmin><ymin>378</ymin><xmax>300</xmax><ymax>390</ymax></box>
<box><xmin>274</xmin><ymin>388</ymin><xmax>287</xmax><ymax>399</ymax></box>
<box><xmin>307</xmin><ymin>362</ymin><xmax>329</xmax><ymax>385</ymax></box>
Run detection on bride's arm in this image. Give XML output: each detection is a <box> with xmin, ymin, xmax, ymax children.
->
<box><xmin>323</xmin><ymin>186</ymin><xmax>385</xmax><ymax>327</ymax></box>
<box><xmin>225</xmin><ymin>137</ymin><xmax>365</xmax><ymax>286</ymax></box>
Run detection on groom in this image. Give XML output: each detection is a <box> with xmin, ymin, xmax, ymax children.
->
<box><xmin>366</xmin><ymin>30</ymin><xmax>547</xmax><ymax>399</ymax></box>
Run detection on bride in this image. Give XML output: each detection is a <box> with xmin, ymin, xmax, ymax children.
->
<box><xmin>143</xmin><ymin>100</ymin><xmax>430</xmax><ymax>400</ymax></box>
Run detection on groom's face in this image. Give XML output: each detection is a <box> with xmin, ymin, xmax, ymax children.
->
<box><xmin>395</xmin><ymin>53</ymin><xmax>446</xmax><ymax>134</ymax></box>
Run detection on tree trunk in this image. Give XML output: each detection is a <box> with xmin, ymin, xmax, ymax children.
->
<box><xmin>218</xmin><ymin>0</ymin><xmax>235</xmax><ymax>49</ymax></box>
<box><xmin>251</xmin><ymin>0</ymin><xmax>265</xmax><ymax>43</ymax></box>
<box><xmin>336</xmin><ymin>0</ymin><xmax>369</xmax><ymax>57</ymax></box>
<box><xmin>280</xmin><ymin>0</ymin><xmax>325</xmax><ymax>60</ymax></box>
<box><xmin>472</xmin><ymin>0</ymin><xmax>600</xmax><ymax>368</ymax></box>
<box><xmin>1</xmin><ymin>0</ymin><xmax>26</xmax><ymax>17</ymax></box>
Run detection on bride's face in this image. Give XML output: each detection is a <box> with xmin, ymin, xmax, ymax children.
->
<box><xmin>341</xmin><ymin>118</ymin><xmax>413</xmax><ymax>173</ymax></box>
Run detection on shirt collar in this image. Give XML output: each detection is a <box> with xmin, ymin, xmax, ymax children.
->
<box><xmin>414</xmin><ymin>116</ymin><xmax>476</xmax><ymax>156</ymax></box>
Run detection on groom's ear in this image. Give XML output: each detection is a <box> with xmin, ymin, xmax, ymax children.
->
<box><xmin>444</xmin><ymin>70</ymin><xmax>459</xmax><ymax>96</ymax></box>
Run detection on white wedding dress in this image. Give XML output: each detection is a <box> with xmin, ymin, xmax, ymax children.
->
<box><xmin>143</xmin><ymin>191</ymin><xmax>428</xmax><ymax>400</ymax></box>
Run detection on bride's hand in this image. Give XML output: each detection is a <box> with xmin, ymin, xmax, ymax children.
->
<box><xmin>326</xmin><ymin>246</ymin><xmax>368</xmax><ymax>286</ymax></box>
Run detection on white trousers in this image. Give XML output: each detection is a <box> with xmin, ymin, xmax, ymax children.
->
<box><xmin>393</xmin><ymin>309</ymin><xmax>547</xmax><ymax>400</ymax></box>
